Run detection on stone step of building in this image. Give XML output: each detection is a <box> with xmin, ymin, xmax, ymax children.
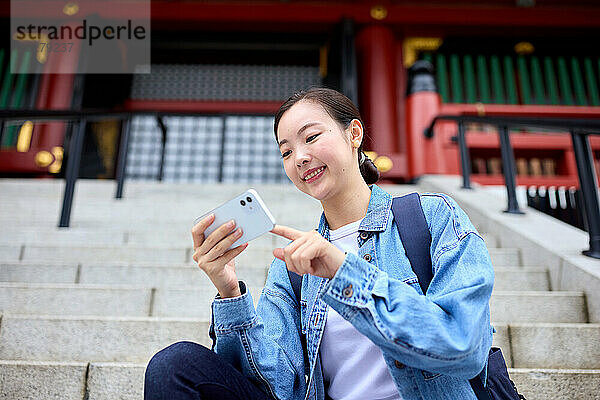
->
<box><xmin>0</xmin><ymin>262</ymin><xmax>544</xmax><ymax>290</ymax></box>
<box><xmin>1</xmin><ymin>314</ymin><xmax>598</xmax><ymax>368</ymax></box>
<box><xmin>509</xmin><ymin>368</ymin><xmax>600</xmax><ymax>400</ymax></box>
<box><xmin>0</xmin><ymin>283</ymin><xmax>584</xmax><ymax>322</ymax></box>
<box><xmin>0</xmin><ymin>225</ymin><xmax>500</xmax><ymax>248</ymax></box>
<box><xmin>0</xmin><ymin>283</ymin><xmax>263</xmax><ymax>317</ymax></box>
<box><xmin>0</xmin><ymin>262</ymin><xmax>269</xmax><ymax>287</ymax></box>
<box><xmin>2</xmin><ymin>362</ymin><xmax>600</xmax><ymax>400</ymax></box>
<box><xmin>0</xmin><ymin>315</ymin><xmax>212</xmax><ymax>363</ymax></box>
<box><xmin>491</xmin><ymin>323</ymin><xmax>600</xmax><ymax>369</ymax></box>
<box><xmin>0</xmin><ymin>244</ymin><xmax>520</xmax><ymax>267</ymax></box>
<box><xmin>489</xmin><ymin>291</ymin><xmax>587</xmax><ymax>323</ymax></box>
<box><xmin>492</xmin><ymin>267</ymin><xmax>549</xmax><ymax>291</ymax></box>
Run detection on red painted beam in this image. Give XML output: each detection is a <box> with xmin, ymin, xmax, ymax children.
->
<box><xmin>0</xmin><ymin>151</ymin><xmax>48</xmax><ymax>173</ymax></box>
<box><xmin>441</xmin><ymin>104</ymin><xmax>600</xmax><ymax>119</ymax></box>
<box><xmin>4</xmin><ymin>1</ymin><xmax>600</xmax><ymax>28</ymax></box>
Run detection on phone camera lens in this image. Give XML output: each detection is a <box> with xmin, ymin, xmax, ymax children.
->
<box><xmin>246</xmin><ymin>197</ymin><xmax>252</xmax><ymax>202</ymax></box>
<box><xmin>240</xmin><ymin>200</ymin><xmax>246</xmax><ymax>206</ymax></box>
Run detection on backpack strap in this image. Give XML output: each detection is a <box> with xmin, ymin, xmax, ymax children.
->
<box><xmin>288</xmin><ymin>269</ymin><xmax>303</xmax><ymax>308</ymax></box>
<box><xmin>391</xmin><ymin>193</ymin><xmax>433</xmax><ymax>294</ymax></box>
<box><xmin>393</xmin><ymin>194</ymin><xmax>499</xmax><ymax>398</ymax></box>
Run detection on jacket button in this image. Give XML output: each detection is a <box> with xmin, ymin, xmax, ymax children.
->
<box><xmin>395</xmin><ymin>360</ymin><xmax>405</xmax><ymax>369</ymax></box>
<box><xmin>363</xmin><ymin>254</ymin><xmax>372</xmax><ymax>262</ymax></box>
<box><xmin>342</xmin><ymin>284</ymin><xmax>353</xmax><ymax>298</ymax></box>
<box><xmin>360</xmin><ymin>232</ymin><xmax>369</xmax><ymax>240</ymax></box>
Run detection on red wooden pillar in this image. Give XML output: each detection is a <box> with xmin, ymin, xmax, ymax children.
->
<box><xmin>355</xmin><ymin>25</ymin><xmax>399</xmax><ymax>157</ymax></box>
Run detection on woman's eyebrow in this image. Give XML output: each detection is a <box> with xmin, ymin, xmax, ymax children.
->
<box><xmin>278</xmin><ymin>122</ymin><xmax>323</xmax><ymax>148</ymax></box>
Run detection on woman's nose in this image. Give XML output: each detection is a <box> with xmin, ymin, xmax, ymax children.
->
<box><xmin>296</xmin><ymin>153</ymin><xmax>310</xmax><ymax>167</ymax></box>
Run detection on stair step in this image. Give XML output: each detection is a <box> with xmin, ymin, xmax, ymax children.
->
<box><xmin>2</xmin><ymin>321</ymin><xmax>597</xmax><ymax>367</ymax></box>
<box><xmin>0</xmin><ymin>262</ymin><xmax>268</xmax><ymax>288</ymax></box>
<box><xmin>2</xmin><ymin>243</ymin><xmax>520</xmax><ymax>268</ymax></box>
<box><xmin>0</xmin><ymin>315</ymin><xmax>211</xmax><ymax>363</ymax></box>
<box><xmin>0</xmin><ymin>283</ymin><xmax>152</xmax><ymax>316</ymax></box>
<box><xmin>490</xmin><ymin>291</ymin><xmax>587</xmax><ymax>323</ymax></box>
<box><xmin>488</xmin><ymin>248</ymin><xmax>521</xmax><ymax>267</ymax></box>
<box><xmin>492</xmin><ymin>267</ymin><xmax>550</xmax><ymax>291</ymax></box>
<box><xmin>2</xmin><ymin>361</ymin><xmax>599</xmax><ymax>400</ymax></box>
<box><xmin>510</xmin><ymin>323</ymin><xmax>600</xmax><ymax>369</ymax></box>
<box><xmin>14</xmin><ymin>244</ymin><xmax>274</xmax><ymax>266</ymax></box>
<box><xmin>0</xmin><ymin>246</ymin><xmax>20</xmax><ymax>263</ymax></box>
<box><xmin>0</xmin><ymin>263</ymin><xmax>549</xmax><ymax>291</ymax></box>
<box><xmin>79</xmin><ymin>264</ymin><xmax>268</xmax><ymax>288</ymax></box>
<box><xmin>0</xmin><ymin>284</ymin><xmax>262</xmax><ymax>317</ymax></box>
<box><xmin>86</xmin><ymin>362</ymin><xmax>146</xmax><ymax>400</ymax></box>
<box><xmin>0</xmin><ymin>262</ymin><xmax>79</xmax><ymax>283</ymax></box>
<box><xmin>508</xmin><ymin>368</ymin><xmax>600</xmax><ymax>400</ymax></box>
<box><xmin>491</xmin><ymin>323</ymin><xmax>600</xmax><ymax>369</ymax></box>
<box><xmin>0</xmin><ymin>227</ymin><xmax>280</xmax><ymax>248</ymax></box>
<box><xmin>0</xmin><ymin>283</ymin><xmax>579</xmax><ymax>322</ymax></box>
<box><xmin>0</xmin><ymin>360</ymin><xmax>87</xmax><ymax>400</ymax></box>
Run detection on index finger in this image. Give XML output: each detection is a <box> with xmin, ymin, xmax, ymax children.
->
<box><xmin>269</xmin><ymin>224</ymin><xmax>303</xmax><ymax>240</ymax></box>
<box><xmin>191</xmin><ymin>213</ymin><xmax>215</xmax><ymax>248</ymax></box>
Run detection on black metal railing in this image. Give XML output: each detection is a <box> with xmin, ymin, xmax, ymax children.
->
<box><xmin>526</xmin><ymin>186</ymin><xmax>586</xmax><ymax>231</ymax></box>
<box><xmin>425</xmin><ymin>115</ymin><xmax>600</xmax><ymax>259</ymax></box>
<box><xmin>0</xmin><ymin>109</ymin><xmax>275</xmax><ymax>228</ymax></box>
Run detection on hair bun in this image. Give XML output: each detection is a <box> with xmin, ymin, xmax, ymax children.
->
<box><xmin>359</xmin><ymin>154</ymin><xmax>380</xmax><ymax>184</ymax></box>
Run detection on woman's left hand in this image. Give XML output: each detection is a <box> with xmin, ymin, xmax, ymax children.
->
<box><xmin>270</xmin><ymin>225</ymin><xmax>347</xmax><ymax>279</ymax></box>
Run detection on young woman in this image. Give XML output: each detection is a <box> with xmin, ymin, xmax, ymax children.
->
<box><xmin>145</xmin><ymin>87</ymin><xmax>495</xmax><ymax>400</ymax></box>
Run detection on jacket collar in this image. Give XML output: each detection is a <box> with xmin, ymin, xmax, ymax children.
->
<box><xmin>317</xmin><ymin>184</ymin><xmax>392</xmax><ymax>239</ymax></box>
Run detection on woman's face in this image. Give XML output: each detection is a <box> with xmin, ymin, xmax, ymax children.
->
<box><xmin>276</xmin><ymin>100</ymin><xmax>361</xmax><ymax>200</ymax></box>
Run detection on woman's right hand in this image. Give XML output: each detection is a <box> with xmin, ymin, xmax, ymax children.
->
<box><xmin>191</xmin><ymin>213</ymin><xmax>248</xmax><ymax>298</ymax></box>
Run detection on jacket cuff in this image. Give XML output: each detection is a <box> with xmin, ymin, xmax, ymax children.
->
<box><xmin>212</xmin><ymin>280</ymin><xmax>257</xmax><ymax>333</ymax></box>
<box><xmin>320</xmin><ymin>252</ymin><xmax>379</xmax><ymax>309</ymax></box>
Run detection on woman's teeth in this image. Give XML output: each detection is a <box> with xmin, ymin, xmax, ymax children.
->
<box><xmin>305</xmin><ymin>167</ymin><xmax>325</xmax><ymax>180</ymax></box>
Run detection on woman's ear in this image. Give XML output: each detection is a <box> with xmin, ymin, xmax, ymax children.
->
<box><xmin>348</xmin><ymin>119</ymin><xmax>363</xmax><ymax>145</ymax></box>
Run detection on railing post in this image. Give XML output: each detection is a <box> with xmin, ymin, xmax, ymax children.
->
<box><xmin>59</xmin><ymin>118</ymin><xmax>87</xmax><ymax>227</ymax></box>
<box><xmin>218</xmin><ymin>115</ymin><xmax>226</xmax><ymax>183</ymax></box>
<box><xmin>570</xmin><ymin>131</ymin><xmax>600</xmax><ymax>258</ymax></box>
<box><xmin>0</xmin><ymin>120</ymin><xmax>4</xmax><ymax>145</ymax></box>
<box><xmin>498</xmin><ymin>126</ymin><xmax>524</xmax><ymax>214</ymax></box>
<box><xmin>115</xmin><ymin>117</ymin><xmax>131</xmax><ymax>199</ymax></box>
<box><xmin>156</xmin><ymin>116</ymin><xmax>167</xmax><ymax>181</ymax></box>
<box><xmin>457</xmin><ymin>121</ymin><xmax>472</xmax><ymax>189</ymax></box>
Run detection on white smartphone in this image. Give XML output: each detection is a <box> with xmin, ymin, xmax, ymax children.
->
<box><xmin>194</xmin><ymin>188</ymin><xmax>277</xmax><ymax>251</ymax></box>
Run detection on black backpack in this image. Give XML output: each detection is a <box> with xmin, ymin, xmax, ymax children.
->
<box><xmin>287</xmin><ymin>192</ymin><xmax>525</xmax><ymax>400</ymax></box>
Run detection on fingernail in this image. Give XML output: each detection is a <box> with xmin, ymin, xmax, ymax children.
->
<box><xmin>228</xmin><ymin>219</ymin><xmax>235</xmax><ymax>227</ymax></box>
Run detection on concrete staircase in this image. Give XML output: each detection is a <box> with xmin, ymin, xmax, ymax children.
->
<box><xmin>0</xmin><ymin>179</ymin><xmax>598</xmax><ymax>399</ymax></box>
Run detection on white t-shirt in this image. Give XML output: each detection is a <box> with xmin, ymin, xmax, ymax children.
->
<box><xmin>319</xmin><ymin>219</ymin><xmax>402</xmax><ymax>400</ymax></box>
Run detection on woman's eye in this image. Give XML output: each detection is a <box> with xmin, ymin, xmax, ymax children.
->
<box><xmin>280</xmin><ymin>134</ymin><xmax>320</xmax><ymax>159</ymax></box>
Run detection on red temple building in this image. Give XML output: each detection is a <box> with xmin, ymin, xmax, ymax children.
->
<box><xmin>1</xmin><ymin>0</ymin><xmax>599</xmax><ymax>187</ymax></box>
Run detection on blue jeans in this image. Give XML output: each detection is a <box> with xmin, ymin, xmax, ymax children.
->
<box><xmin>144</xmin><ymin>341</ymin><xmax>272</xmax><ymax>400</ymax></box>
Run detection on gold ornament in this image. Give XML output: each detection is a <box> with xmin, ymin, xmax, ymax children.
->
<box><xmin>370</xmin><ymin>5</ymin><xmax>388</xmax><ymax>20</ymax></box>
<box><xmin>35</xmin><ymin>151</ymin><xmax>53</xmax><ymax>167</ymax></box>
<box><xmin>374</xmin><ymin>155</ymin><xmax>393</xmax><ymax>173</ymax></box>
<box><xmin>63</xmin><ymin>2</ymin><xmax>79</xmax><ymax>16</ymax></box>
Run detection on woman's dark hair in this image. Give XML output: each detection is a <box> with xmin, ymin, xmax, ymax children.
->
<box><xmin>274</xmin><ymin>87</ymin><xmax>380</xmax><ymax>185</ymax></box>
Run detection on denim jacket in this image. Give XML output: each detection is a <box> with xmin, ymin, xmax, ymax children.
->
<box><xmin>209</xmin><ymin>184</ymin><xmax>495</xmax><ymax>400</ymax></box>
